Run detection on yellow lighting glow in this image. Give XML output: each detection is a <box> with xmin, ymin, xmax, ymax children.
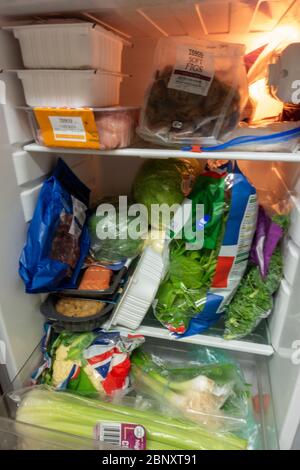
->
<box><xmin>246</xmin><ymin>24</ymin><xmax>300</xmax><ymax>54</ymax></box>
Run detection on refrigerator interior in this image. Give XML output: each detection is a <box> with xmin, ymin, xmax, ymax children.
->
<box><xmin>0</xmin><ymin>0</ymin><xmax>299</xmax><ymax>450</ymax></box>
<box><xmin>0</xmin><ymin>335</ymin><xmax>278</xmax><ymax>450</ymax></box>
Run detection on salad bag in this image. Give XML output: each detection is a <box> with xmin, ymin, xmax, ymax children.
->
<box><xmin>154</xmin><ymin>162</ymin><xmax>258</xmax><ymax>336</ymax></box>
<box><xmin>32</xmin><ymin>323</ymin><xmax>144</xmax><ymax>396</ymax></box>
<box><xmin>19</xmin><ymin>158</ymin><xmax>90</xmax><ymax>293</ymax></box>
<box><xmin>88</xmin><ymin>197</ymin><xmax>147</xmax><ymax>264</ymax></box>
<box><xmin>137</xmin><ymin>37</ymin><xmax>248</xmax><ymax>146</ymax></box>
<box><xmin>224</xmin><ymin>208</ymin><xmax>287</xmax><ymax>340</ymax></box>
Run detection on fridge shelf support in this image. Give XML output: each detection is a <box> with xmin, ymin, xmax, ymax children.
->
<box><xmin>23</xmin><ymin>143</ymin><xmax>300</xmax><ymax>163</ymax></box>
<box><xmin>116</xmin><ymin>324</ymin><xmax>274</xmax><ymax>356</ymax></box>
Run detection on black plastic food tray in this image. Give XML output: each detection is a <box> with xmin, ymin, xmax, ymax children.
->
<box><xmin>40</xmin><ymin>294</ymin><xmax>115</xmax><ymax>332</ymax></box>
<box><xmin>56</xmin><ymin>266</ymin><xmax>127</xmax><ymax>300</ymax></box>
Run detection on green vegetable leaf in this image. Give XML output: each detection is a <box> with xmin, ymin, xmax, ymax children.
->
<box><xmin>224</xmin><ymin>248</ymin><xmax>283</xmax><ymax>340</ymax></box>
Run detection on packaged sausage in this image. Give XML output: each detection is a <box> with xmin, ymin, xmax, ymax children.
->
<box><xmin>137</xmin><ymin>37</ymin><xmax>248</xmax><ymax>147</ymax></box>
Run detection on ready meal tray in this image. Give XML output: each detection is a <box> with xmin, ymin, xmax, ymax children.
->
<box><xmin>40</xmin><ymin>294</ymin><xmax>115</xmax><ymax>332</ymax></box>
<box><xmin>56</xmin><ymin>265</ymin><xmax>127</xmax><ymax>300</ymax></box>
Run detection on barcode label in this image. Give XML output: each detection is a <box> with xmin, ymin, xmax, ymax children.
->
<box><xmin>99</xmin><ymin>423</ymin><xmax>121</xmax><ymax>446</ymax></box>
<box><xmin>94</xmin><ymin>422</ymin><xmax>146</xmax><ymax>450</ymax></box>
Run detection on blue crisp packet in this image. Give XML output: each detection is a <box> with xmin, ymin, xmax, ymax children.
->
<box><xmin>19</xmin><ymin>158</ymin><xmax>90</xmax><ymax>293</ymax></box>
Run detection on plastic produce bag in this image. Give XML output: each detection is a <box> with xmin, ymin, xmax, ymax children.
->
<box><xmin>88</xmin><ymin>197</ymin><xmax>147</xmax><ymax>264</ymax></box>
<box><xmin>19</xmin><ymin>159</ymin><xmax>90</xmax><ymax>293</ymax></box>
<box><xmin>133</xmin><ymin>158</ymin><xmax>200</xmax><ymax>229</ymax></box>
<box><xmin>131</xmin><ymin>343</ymin><xmax>259</xmax><ymax>447</ymax></box>
<box><xmin>154</xmin><ymin>162</ymin><xmax>258</xmax><ymax>336</ymax></box>
<box><xmin>224</xmin><ymin>208</ymin><xmax>287</xmax><ymax>340</ymax></box>
<box><xmin>11</xmin><ymin>386</ymin><xmax>248</xmax><ymax>450</ymax></box>
<box><xmin>210</xmin><ymin>121</ymin><xmax>300</xmax><ymax>152</ymax></box>
<box><xmin>137</xmin><ymin>37</ymin><xmax>248</xmax><ymax>146</ymax></box>
<box><xmin>32</xmin><ymin>324</ymin><xmax>144</xmax><ymax>396</ymax></box>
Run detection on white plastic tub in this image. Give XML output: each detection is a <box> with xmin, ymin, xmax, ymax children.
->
<box><xmin>109</xmin><ymin>247</ymin><xmax>165</xmax><ymax>330</ymax></box>
<box><xmin>15</xmin><ymin>69</ymin><xmax>124</xmax><ymax>107</ymax></box>
<box><xmin>7</xmin><ymin>22</ymin><xmax>124</xmax><ymax>72</ymax></box>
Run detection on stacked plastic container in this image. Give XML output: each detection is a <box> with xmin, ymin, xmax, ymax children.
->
<box><xmin>10</xmin><ymin>22</ymin><xmax>126</xmax><ymax>106</ymax></box>
<box><xmin>7</xmin><ymin>21</ymin><xmax>138</xmax><ymax>149</ymax></box>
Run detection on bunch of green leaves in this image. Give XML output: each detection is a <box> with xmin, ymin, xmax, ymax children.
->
<box><xmin>224</xmin><ymin>247</ymin><xmax>283</xmax><ymax>340</ymax></box>
<box><xmin>155</xmin><ymin>203</ymin><xmax>228</xmax><ymax>331</ymax></box>
<box><xmin>155</xmin><ymin>239</ymin><xmax>219</xmax><ymax>330</ymax></box>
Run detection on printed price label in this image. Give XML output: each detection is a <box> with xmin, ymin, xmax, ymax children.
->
<box><xmin>48</xmin><ymin>116</ymin><xmax>86</xmax><ymax>142</ymax></box>
<box><xmin>94</xmin><ymin>422</ymin><xmax>146</xmax><ymax>450</ymax></box>
<box><xmin>168</xmin><ymin>45</ymin><xmax>214</xmax><ymax>96</ymax></box>
<box><xmin>33</xmin><ymin>107</ymin><xmax>101</xmax><ymax>149</ymax></box>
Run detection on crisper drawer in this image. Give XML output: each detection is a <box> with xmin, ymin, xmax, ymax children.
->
<box><xmin>0</xmin><ymin>337</ymin><xmax>278</xmax><ymax>451</ymax></box>
<box><xmin>0</xmin><ymin>417</ymin><xmax>110</xmax><ymax>450</ymax></box>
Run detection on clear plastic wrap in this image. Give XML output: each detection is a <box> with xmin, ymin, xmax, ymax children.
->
<box><xmin>88</xmin><ymin>198</ymin><xmax>147</xmax><ymax>263</ymax></box>
<box><xmin>0</xmin><ymin>416</ymin><xmax>103</xmax><ymax>450</ymax></box>
<box><xmin>131</xmin><ymin>344</ymin><xmax>259</xmax><ymax>448</ymax></box>
<box><xmin>32</xmin><ymin>324</ymin><xmax>144</xmax><ymax>396</ymax></box>
<box><xmin>224</xmin><ymin>209</ymin><xmax>287</xmax><ymax>340</ymax></box>
<box><xmin>9</xmin><ymin>386</ymin><xmax>249</xmax><ymax>450</ymax></box>
<box><xmin>137</xmin><ymin>37</ymin><xmax>248</xmax><ymax>146</ymax></box>
<box><xmin>219</xmin><ymin>120</ymin><xmax>300</xmax><ymax>152</ymax></box>
<box><xmin>94</xmin><ymin>107</ymin><xmax>138</xmax><ymax>149</ymax></box>
<box><xmin>26</xmin><ymin>107</ymin><xmax>139</xmax><ymax>150</ymax></box>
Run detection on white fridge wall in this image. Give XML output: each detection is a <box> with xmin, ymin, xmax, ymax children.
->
<box><xmin>0</xmin><ymin>106</ymin><xmax>44</xmax><ymax>382</ymax></box>
<box><xmin>0</xmin><ymin>27</ymin><xmax>105</xmax><ymax>381</ymax></box>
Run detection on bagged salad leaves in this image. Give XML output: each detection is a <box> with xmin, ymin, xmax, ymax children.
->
<box><xmin>224</xmin><ymin>208</ymin><xmax>287</xmax><ymax>340</ymax></box>
<box><xmin>12</xmin><ymin>385</ymin><xmax>248</xmax><ymax>450</ymax></box>
<box><xmin>154</xmin><ymin>162</ymin><xmax>258</xmax><ymax>336</ymax></box>
<box><xmin>133</xmin><ymin>158</ymin><xmax>201</xmax><ymax>229</ymax></box>
<box><xmin>88</xmin><ymin>197</ymin><xmax>147</xmax><ymax>264</ymax></box>
<box><xmin>131</xmin><ymin>343</ymin><xmax>259</xmax><ymax>448</ymax></box>
<box><xmin>19</xmin><ymin>158</ymin><xmax>90</xmax><ymax>293</ymax></box>
<box><xmin>137</xmin><ymin>37</ymin><xmax>248</xmax><ymax>147</ymax></box>
<box><xmin>32</xmin><ymin>323</ymin><xmax>144</xmax><ymax>397</ymax></box>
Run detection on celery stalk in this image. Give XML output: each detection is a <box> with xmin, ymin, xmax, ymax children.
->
<box><xmin>16</xmin><ymin>388</ymin><xmax>247</xmax><ymax>450</ymax></box>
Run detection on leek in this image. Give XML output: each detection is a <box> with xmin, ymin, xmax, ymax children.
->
<box><xmin>131</xmin><ymin>350</ymin><xmax>234</xmax><ymax>427</ymax></box>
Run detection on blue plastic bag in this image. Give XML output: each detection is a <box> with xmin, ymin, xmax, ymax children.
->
<box><xmin>19</xmin><ymin>159</ymin><xmax>90</xmax><ymax>293</ymax></box>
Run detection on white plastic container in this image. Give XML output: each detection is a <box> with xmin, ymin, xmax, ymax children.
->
<box><xmin>109</xmin><ymin>247</ymin><xmax>165</xmax><ymax>330</ymax></box>
<box><xmin>7</xmin><ymin>22</ymin><xmax>124</xmax><ymax>72</ymax></box>
<box><xmin>15</xmin><ymin>69</ymin><xmax>124</xmax><ymax>107</ymax></box>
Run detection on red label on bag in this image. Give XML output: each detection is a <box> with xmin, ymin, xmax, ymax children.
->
<box><xmin>212</xmin><ymin>256</ymin><xmax>234</xmax><ymax>288</ymax></box>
